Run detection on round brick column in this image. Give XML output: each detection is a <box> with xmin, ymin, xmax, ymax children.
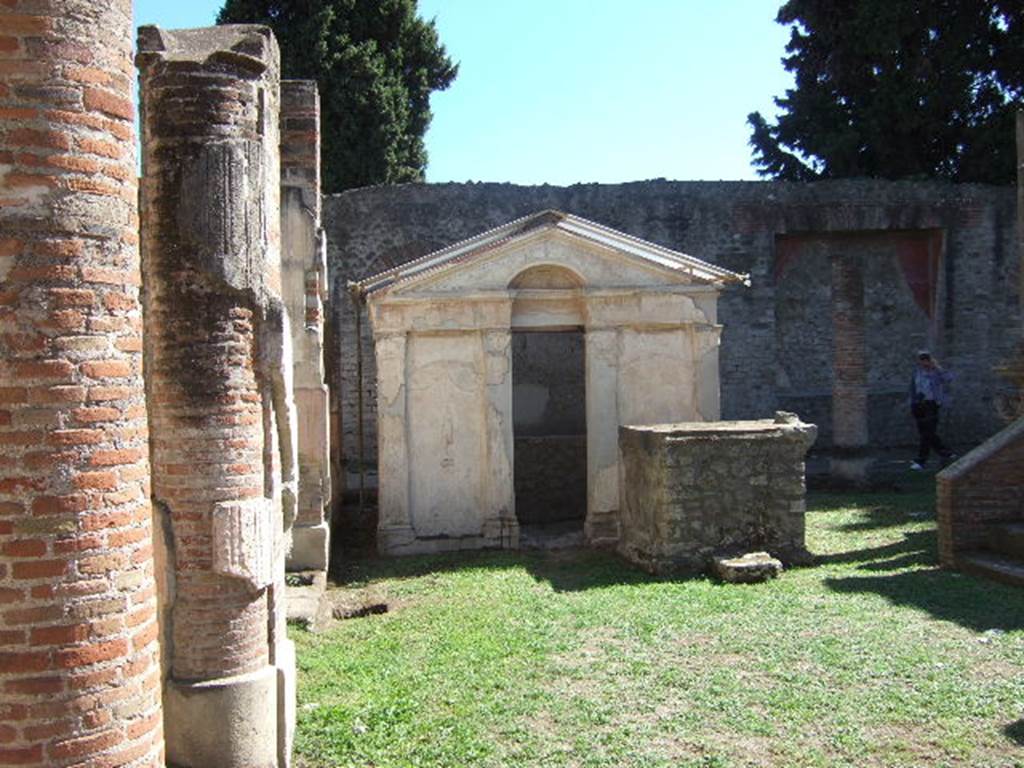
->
<box><xmin>0</xmin><ymin>1</ymin><xmax>163</xmax><ymax>766</ymax></box>
<box><xmin>137</xmin><ymin>24</ymin><xmax>293</xmax><ymax>768</ymax></box>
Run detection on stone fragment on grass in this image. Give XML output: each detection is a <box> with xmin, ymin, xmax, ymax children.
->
<box><xmin>713</xmin><ymin>551</ymin><xmax>783</xmax><ymax>583</ymax></box>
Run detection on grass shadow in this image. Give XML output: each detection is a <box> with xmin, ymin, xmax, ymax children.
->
<box><xmin>816</xmin><ymin>529</ymin><xmax>936</xmax><ymax>569</ymax></box>
<box><xmin>1005</xmin><ymin>719</ymin><xmax>1024</xmax><ymax>746</ymax></box>
<box><xmin>332</xmin><ymin>546</ymin><xmax>680</xmax><ymax>594</ymax></box>
<box><xmin>824</xmin><ymin>567</ymin><xmax>1024</xmax><ymax>632</ymax></box>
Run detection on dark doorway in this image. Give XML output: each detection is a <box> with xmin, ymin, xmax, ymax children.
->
<box><xmin>512</xmin><ymin>329</ymin><xmax>587</xmax><ymax>545</ymax></box>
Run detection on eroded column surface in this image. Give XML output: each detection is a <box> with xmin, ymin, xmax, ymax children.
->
<box><xmin>280</xmin><ymin>80</ymin><xmax>331</xmax><ymax>572</ymax></box>
<box><xmin>0</xmin><ymin>1</ymin><xmax>164</xmax><ymax>766</ymax></box>
<box><xmin>137</xmin><ymin>25</ymin><xmax>296</xmax><ymax>768</ymax></box>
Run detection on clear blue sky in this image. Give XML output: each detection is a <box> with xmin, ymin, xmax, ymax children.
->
<box><xmin>134</xmin><ymin>1</ymin><xmax>793</xmax><ymax>184</ymax></box>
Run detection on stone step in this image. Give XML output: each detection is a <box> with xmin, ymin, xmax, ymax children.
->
<box><xmin>987</xmin><ymin>522</ymin><xmax>1024</xmax><ymax>560</ymax></box>
<box><xmin>958</xmin><ymin>551</ymin><xmax>1024</xmax><ymax>588</ymax></box>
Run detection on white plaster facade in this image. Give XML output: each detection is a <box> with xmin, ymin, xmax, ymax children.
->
<box><xmin>355</xmin><ymin>211</ymin><xmax>746</xmax><ymax>555</ymax></box>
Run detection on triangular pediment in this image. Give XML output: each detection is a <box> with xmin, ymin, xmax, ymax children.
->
<box><xmin>355</xmin><ymin>210</ymin><xmax>746</xmax><ymax>297</ymax></box>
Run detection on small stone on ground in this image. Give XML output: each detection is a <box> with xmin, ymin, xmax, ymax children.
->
<box><xmin>713</xmin><ymin>552</ymin><xmax>783</xmax><ymax>583</ymax></box>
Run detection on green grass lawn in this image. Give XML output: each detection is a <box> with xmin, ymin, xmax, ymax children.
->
<box><xmin>294</xmin><ymin>477</ymin><xmax>1024</xmax><ymax>768</ymax></box>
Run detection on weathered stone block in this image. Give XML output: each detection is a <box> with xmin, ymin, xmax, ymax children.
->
<box><xmin>713</xmin><ymin>551</ymin><xmax>783</xmax><ymax>583</ymax></box>
<box><xmin>213</xmin><ymin>498</ymin><xmax>273</xmax><ymax>589</ymax></box>
<box><xmin>618</xmin><ymin>412</ymin><xmax>816</xmax><ymax>575</ymax></box>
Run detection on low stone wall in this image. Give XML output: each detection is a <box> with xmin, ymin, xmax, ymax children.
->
<box><xmin>618</xmin><ymin>413</ymin><xmax>817</xmax><ymax>575</ymax></box>
<box><xmin>937</xmin><ymin>417</ymin><xmax>1024</xmax><ymax>566</ymax></box>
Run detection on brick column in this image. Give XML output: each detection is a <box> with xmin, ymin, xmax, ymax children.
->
<box><xmin>137</xmin><ymin>25</ymin><xmax>296</xmax><ymax>768</ymax></box>
<box><xmin>281</xmin><ymin>80</ymin><xmax>331</xmax><ymax>572</ymax></box>
<box><xmin>0</xmin><ymin>1</ymin><xmax>163</xmax><ymax>766</ymax></box>
<box><xmin>831</xmin><ymin>254</ymin><xmax>870</xmax><ymax>480</ymax></box>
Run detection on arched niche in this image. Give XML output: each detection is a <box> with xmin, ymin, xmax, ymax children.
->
<box><xmin>509</xmin><ymin>264</ymin><xmax>585</xmax><ymax>330</ymax></box>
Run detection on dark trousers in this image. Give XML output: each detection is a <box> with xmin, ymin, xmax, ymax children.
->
<box><xmin>912</xmin><ymin>401</ymin><xmax>950</xmax><ymax>463</ymax></box>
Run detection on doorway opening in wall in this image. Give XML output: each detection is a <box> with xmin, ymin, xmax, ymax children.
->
<box><xmin>512</xmin><ymin>328</ymin><xmax>587</xmax><ymax>549</ymax></box>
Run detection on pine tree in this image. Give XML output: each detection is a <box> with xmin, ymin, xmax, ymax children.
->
<box><xmin>748</xmin><ymin>0</ymin><xmax>1024</xmax><ymax>183</ymax></box>
<box><xmin>217</xmin><ymin>0</ymin><xmax>457</xmax><ymax>192</ymax></box>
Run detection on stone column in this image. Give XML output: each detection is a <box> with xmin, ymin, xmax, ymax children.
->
<box><xmin>830</xmin><ymin>254</ymin><xmax>871</xmax><ymax>481</ymax></box>
<box><xmin>480</xmin><ymin>329</ymin><xmax>518</xmax><ymax>548</ymax></box>
<box><xmin>0</xmin><ymin>1</ymin><xmax>164</xmax><ymax>766</ymax></box>
<box><xmin>584</xmin><ymin>327</ymin><xmax>620</xmax><ymax>545</ymax></box>
<box><xmin>137</xmin><ymin>25</ymin><xmax>296</xmax><ymax>768</ymax></box>
<box><xmin>281</xmin><ymin>80</ymin><xmax>331</xmax><ymax>572</ymax></box>
<box><xmin>375</xmin><ymin>331</ymin><xmax>413</xmax><ymax>553</ymax></box>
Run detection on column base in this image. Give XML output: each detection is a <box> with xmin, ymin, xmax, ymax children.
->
<box><xmin>277</xmin><ymin>639</ymin><xmax>297</xmax><ymax>768</ymax></box>
<box><xmin>165</xmin><ymin>665</ymin><xmax>279</xmax><ymax>768</ymax></box>
<box><xmin>286</xmin><ymin>522</ymin><xmax>330</xmax><ymax>571</ymax></box>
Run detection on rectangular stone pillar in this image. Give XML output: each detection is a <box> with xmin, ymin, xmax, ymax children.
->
<box><xmin>481</xmin><ymin>329</ymin><xmax>518</xmax><ymax>547</ymax></box>
<box><xmin>831</xmin><ymin>254</ymin><xmax>870</xmax><ymax>481</ymax></box>
<box><xmin>584</xmin><ymin>328</ymin><xmax>621</xmax><ymax>545</ymax></box>
<box><xmin>0</xmin><ymin>1</ymin><xmax>165</xmax><ymax>766</ymax></box>
<box><xmin>137</xmin><ymin>24</ymin><xmax>296</xmax><ymax>768</ymax></box>
<box><xmin>374</xmin><ymin>332</ymin><xmax>413</xmax><ymax>553</ymax></box>
<box><xmin>281</xmin><ymin>80</ymin><xmax>331</xmax><ymax>572</ymax></box>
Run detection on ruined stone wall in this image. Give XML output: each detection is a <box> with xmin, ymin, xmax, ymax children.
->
<box><xmin>618</xmin><ymin>414</ymin><xmax>817</xmax><ymax>575</ymax></box>
<box><xmin>0</xmin><ymin>1</ymin><xmax>163</xmax><ymax>765</ymax></box>
<box><xmin>325</xmin><ymin>180</ymin><xmax>1019</xmax><ymax>474</ymax></box>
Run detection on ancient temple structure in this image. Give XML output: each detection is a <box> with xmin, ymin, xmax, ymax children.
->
<box><xmin>354</xmin><ymin>211</ymin><xmax>747</xmax><ymax>554</ymax></box>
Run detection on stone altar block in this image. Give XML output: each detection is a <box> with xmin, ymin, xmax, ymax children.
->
<box><xmin>618</xmin><ymin>412</ymin><xmax>817</xmax><ymax>575</ymax></box>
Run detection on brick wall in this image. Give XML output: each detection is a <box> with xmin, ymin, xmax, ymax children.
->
<box><xmin>936</xmin><ymin>418</ymin><xmax>1024</xmax><ymax>566</ymax></box>
<box><xmin>324</xmin><ymin>181</ymin><xmax>1019</xmax><ymax>486</ymax></box>
<box><xmin>0</xmin><ymin>1</ymin><xmax>163</xmax><ymax>765</ymax></box>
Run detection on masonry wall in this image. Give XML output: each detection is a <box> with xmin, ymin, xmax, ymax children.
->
<box><xmin>0</xmin><ymin>1</ymin><xmax>164</xmax><ymax>765</ymax></box>
<box><xmin>325</xmin><ymin>181</ymin><xmax>1019</xmax><ymax>478</ymax></box>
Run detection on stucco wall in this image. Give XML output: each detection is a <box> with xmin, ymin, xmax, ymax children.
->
<box><xmin>325</xmin><ymin>180</ymin><xmax>1020</xmax><ymax>475</ymax></box>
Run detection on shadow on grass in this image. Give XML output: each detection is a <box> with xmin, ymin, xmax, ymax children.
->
<box><xmin>816</xmin><ymin>529</ymin><xmax>936</xmax><ymax>569</ymax></box>
<box><xmin>808</xmin><ymin>476</ymin><xmax>937</xmax><ymax>532</ymax></box>
<box><xmin>1005</xmin><ymin>719</ymin><xmax>1024</xmax><ymax>746</ymax></box>
<box><xmin>824</xmin><ymin>567</ymin><xmax>1024</xmax><ymax>632</ymax></box>
<box><xmin>334</xmin><ymin>546</ymin><xmax>672</xmax><ymax>594</ymax></box>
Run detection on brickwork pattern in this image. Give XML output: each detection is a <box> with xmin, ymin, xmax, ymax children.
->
<box><xmin>0</xmin><ymin>0</ymin><xmax>163</xmax><ymax>765</ymax></box>
<box><xmin>831</xmin><ymin>254</ymin><xmax>868</xmax><ymax>449</ymax></box>
<box><xmin>937</xmin><ymin>418</ymin><xmax>1024</xmax><ymax>566</ymax></box>
<box><xmin>324</xmin><ymin>181</ymin><xmax>1019</xmax><ymax>481</ymax></box>
<box><xmin>138</xmin><ymin>27</ymin><xmax>278</xmax><ymax>682</ymax></box>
